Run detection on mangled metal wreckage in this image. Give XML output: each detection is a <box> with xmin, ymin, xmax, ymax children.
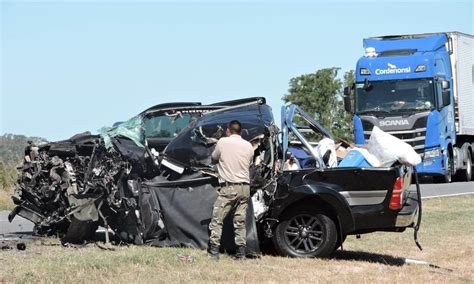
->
<box><xmin>10</xmin><ymin>98</ymin><xmax>274</xmax><ymax>252</ymax></box>
<box><xmin>10</xmin><ymin>97</ymin><xmax>420</xmax><ymax>258</ymax></box>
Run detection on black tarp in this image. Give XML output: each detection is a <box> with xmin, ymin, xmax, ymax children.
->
<box><xmin>142</xmin><ymin>176</ymin><xmax>260</xmax><ymax>255</ymax></box>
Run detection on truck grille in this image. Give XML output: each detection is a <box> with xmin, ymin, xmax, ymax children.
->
<box><xmin>362</xmin><ymin>116</ymin><xmax>428</xmax><ymax>154</ymax></box>
<box><xmin>364</xmin><ymin>128</ymin><xmax>426</xmax><ymax>153</ymax></box>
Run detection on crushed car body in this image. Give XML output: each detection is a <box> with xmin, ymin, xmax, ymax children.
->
<box><xmin>9</xmin><ymin>97</ymin><xmax>421</xmax><ymax>257</ymax></box>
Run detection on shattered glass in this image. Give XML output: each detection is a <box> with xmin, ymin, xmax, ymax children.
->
<box><xmin>99</xmin><ymin>115</ymin><xmax>145</xmax><ymax>149</ymax></box>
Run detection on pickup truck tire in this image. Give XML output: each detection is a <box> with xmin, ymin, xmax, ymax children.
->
<box><xmin>273</xmin><ymin>206</ymin><xmax>338</xmax><ymax>258</ymax></box>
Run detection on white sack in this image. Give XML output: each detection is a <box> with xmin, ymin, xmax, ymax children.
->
<box><xmin>367</xmin><ymin>126</ymin><xmax>422</xmax><ymax>167</ymax></box>
<box><xmin>315</xmin><ymin>137</ymin><xmax>338</xmax><ymax>168</ymax></box>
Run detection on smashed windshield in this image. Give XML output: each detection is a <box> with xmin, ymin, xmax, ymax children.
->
<box><xmin>355</xmin><ymin>79</ymin><xmax>435</xmax><ymax>115</ymax></box>
<box><xmin>98</xmin><ymin>111</ymin><xmax>193</xmax><ymax>150</ymax></box>
<box><xmin>99</xmin><ymin>115</ymin><xmax>145</xmax><ymax>149</ymax></box>
<box><xmin>143</xmin><ymin>112</ymin><xmax>192</xmax><ymax>138</ymax></box>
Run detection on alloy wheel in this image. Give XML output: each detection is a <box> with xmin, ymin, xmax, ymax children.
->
<box><xmin>283</xmin><ymin>214</ymin><xmax>324</xmax><ymax>254</ymax></box>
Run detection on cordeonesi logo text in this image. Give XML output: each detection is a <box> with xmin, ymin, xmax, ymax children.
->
<box><xmin>375</xmin><ymin>63</ymin><xmax>411</xmax><ymax>75</ymax></box>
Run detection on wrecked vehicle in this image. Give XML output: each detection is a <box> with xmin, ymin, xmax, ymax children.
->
<box><xmin>10</xmin><ymin>97</ymin><xmax>421</xmax><ymax>257</ymax></box>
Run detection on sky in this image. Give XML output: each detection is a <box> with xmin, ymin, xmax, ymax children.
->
<box><xmin>1</xmin><ymin>0</ymin><xmax>473</xmax><ymax>141</ymax></box>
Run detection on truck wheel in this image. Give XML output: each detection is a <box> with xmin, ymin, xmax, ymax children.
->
<box><xmin>435</xmin><ymin>154</ymin><xmax>453</xmax><ymax>183</ymax></box>
<box><xmin>273</xmin><ymin>206</ymin><xmax>338</xmax><ymax>258</ymax></box>
<box><xmin>454</xmin><ymin>151</ymin><xmax>472</xmax><ymax>182</ymax></box>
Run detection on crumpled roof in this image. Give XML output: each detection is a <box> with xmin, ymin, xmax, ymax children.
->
<box><xmin>163</xmin><ymin>103</ymin><xmax>274</xmax><ymax>168</ymax></box>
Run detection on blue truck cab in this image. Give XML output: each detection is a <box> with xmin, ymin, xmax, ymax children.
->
<box><xmin>345</xmin><ymin>32</ymin><xmax>474</xmax><ymax>183</ymax></box>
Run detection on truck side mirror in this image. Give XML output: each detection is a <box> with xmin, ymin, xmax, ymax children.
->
<box><xmin>343</xmin><ymin>86</ymin><xmax>351</xmax><ymax>96</ymax></box>
<box><xmin>442</xmin><ymin>90</ymin><xmax>451</xmax><ymax>107</ymax></box>
<box><xmin>343</xmin><ymin>96</ymin><xmax>352</xmax><ymax>113</ymax></box>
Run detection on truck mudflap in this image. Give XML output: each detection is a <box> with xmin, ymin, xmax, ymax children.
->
<box><xmin>395</xmin><ymin>190</ymin><xmax>419</xmax><ymax>228</ymax></box>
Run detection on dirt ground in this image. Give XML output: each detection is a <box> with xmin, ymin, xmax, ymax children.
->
<box><xmin>0</xmin><ymin>196</ymin><xmax>472</xmax><ymax>283</ymax></box>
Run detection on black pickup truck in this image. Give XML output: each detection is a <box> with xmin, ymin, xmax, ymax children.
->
<box><xmin>263</xmin><ymin>104</ymin><xmax>420</xmax><ymax>257</ymax></box>
<box><xmin>10</xmin><ymin>97</ymin><xmax>420</xmax><ymax>257</ymax></box>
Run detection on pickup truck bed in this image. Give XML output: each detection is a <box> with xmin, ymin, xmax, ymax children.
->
<box><xmin>305</xmin><ymin>167</ymin><xmax>418</xmax><ymax>232</ymax></box>
<box><xmin>266</xmin><ymin>165</ymin><xmax>419</xmax><ymax>257</ymax></box>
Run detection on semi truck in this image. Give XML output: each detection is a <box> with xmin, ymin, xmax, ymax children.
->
<box><xmin>344</xmin><ymin>32</ymin><xmax>474</xmax><ymax>183</ymax></box>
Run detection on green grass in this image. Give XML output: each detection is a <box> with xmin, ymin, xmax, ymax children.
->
<box><xmin>0</xmin><ymin>196</ymin><xmax>472</xmax><ymax>283</ymax></box>
<box><xmin>0</xmin><ymin>187</ymin><xmax>14</xmax><ymax>211</ymax></box>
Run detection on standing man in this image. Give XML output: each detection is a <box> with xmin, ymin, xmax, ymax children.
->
<box><xmin>207</xmin><ymin>120</ymin><xmax>254</xmax><ymax>260</ymax></box>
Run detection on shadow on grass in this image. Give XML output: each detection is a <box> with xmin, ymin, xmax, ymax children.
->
<box><xmin>332</xmin><ymin>250</ymin><xmax>405</xmax><ymax>266</ymax></box>
<box><xmin>259</xmin><ymin>241</ymin><xmax>405</xmax><ymax>266</ymax></box>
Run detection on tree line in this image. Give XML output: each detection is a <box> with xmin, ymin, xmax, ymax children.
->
<box><xmin>283</xmin><ymin>67</ymin><xmax>354</xmax><ymax>142</ymax></box>
<box><xmin>0</xmin><ymin>134</ymin><xmax>48</xmax><ymax>191</ymax></box>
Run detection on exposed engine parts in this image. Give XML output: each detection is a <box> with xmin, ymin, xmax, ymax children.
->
<box><xmin>10</xmin><ymin>98</ymin><xmax>277</xmax><ymax>252</ymax></box>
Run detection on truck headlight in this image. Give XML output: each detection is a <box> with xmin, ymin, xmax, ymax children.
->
<box><xmin>360</xmin><ymin>68</ymin><xmax>371</xmax><ymax>75</ymax></box>
<box><xmin>415</xmin><ymin>64</ymin><xmax>427</xmax><ymax>72</ymax></box>
<box><xmin>424</xmin><ymin>148</ymin><xmax>441</xmax><ymax>159</ymax></box>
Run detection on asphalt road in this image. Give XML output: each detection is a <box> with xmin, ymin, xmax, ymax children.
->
<box><xmin>411</xmin><ymin>180</ymin><xmax>474</xmax><ymax>198</ymax></box>
<box><xmin>0</xmin><ymin>211</ymin><xmax>34</xmax><ymax>235</ymax></box>
<box><xmin>1</xmin><ymin>181</ymin><xmax>473</xmax><ymax>235</ymax></box>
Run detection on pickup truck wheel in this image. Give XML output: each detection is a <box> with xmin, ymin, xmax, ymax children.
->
<box><xmin>273</xmin><ymin>206</ymin><xmax>338</xmax><ymax>258</ymax></box>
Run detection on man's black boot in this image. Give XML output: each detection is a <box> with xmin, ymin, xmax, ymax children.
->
<box><xmin>234</xmin><ymin>246</ymin><xmax>246</xmax><ymax>260</ymax></box>
<box><xmin>207</xmin><ymin>245</ymin><xmax>220</xmax><ymax>261</ymax></box>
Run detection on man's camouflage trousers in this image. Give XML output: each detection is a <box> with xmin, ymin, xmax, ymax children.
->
<box><xmin>209</xmin><ymin>184</ymin><xmax>250</xmax><ymax>248</ymax></box>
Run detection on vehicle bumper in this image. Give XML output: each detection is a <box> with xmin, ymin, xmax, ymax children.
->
<box><xmin>416</xmin><ymin>155</ymin><xmax>444</xmax><ymax>175</ymax></box>
<box><xmin>395</xmin><ymin>190</ymin><xmax>419</xmax><ymax>227</ymax></box>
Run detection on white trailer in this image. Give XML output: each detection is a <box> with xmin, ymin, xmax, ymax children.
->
<box><xmin>448</xmin><ymin>32</ymin><xmax>474</xmax><ymax>135</ymax></box>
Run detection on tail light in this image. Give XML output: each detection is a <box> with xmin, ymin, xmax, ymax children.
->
<box><xmin>389</xmin><ymin>177</ymin><xmax>404</xmax><ymax>210</ymax></box>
